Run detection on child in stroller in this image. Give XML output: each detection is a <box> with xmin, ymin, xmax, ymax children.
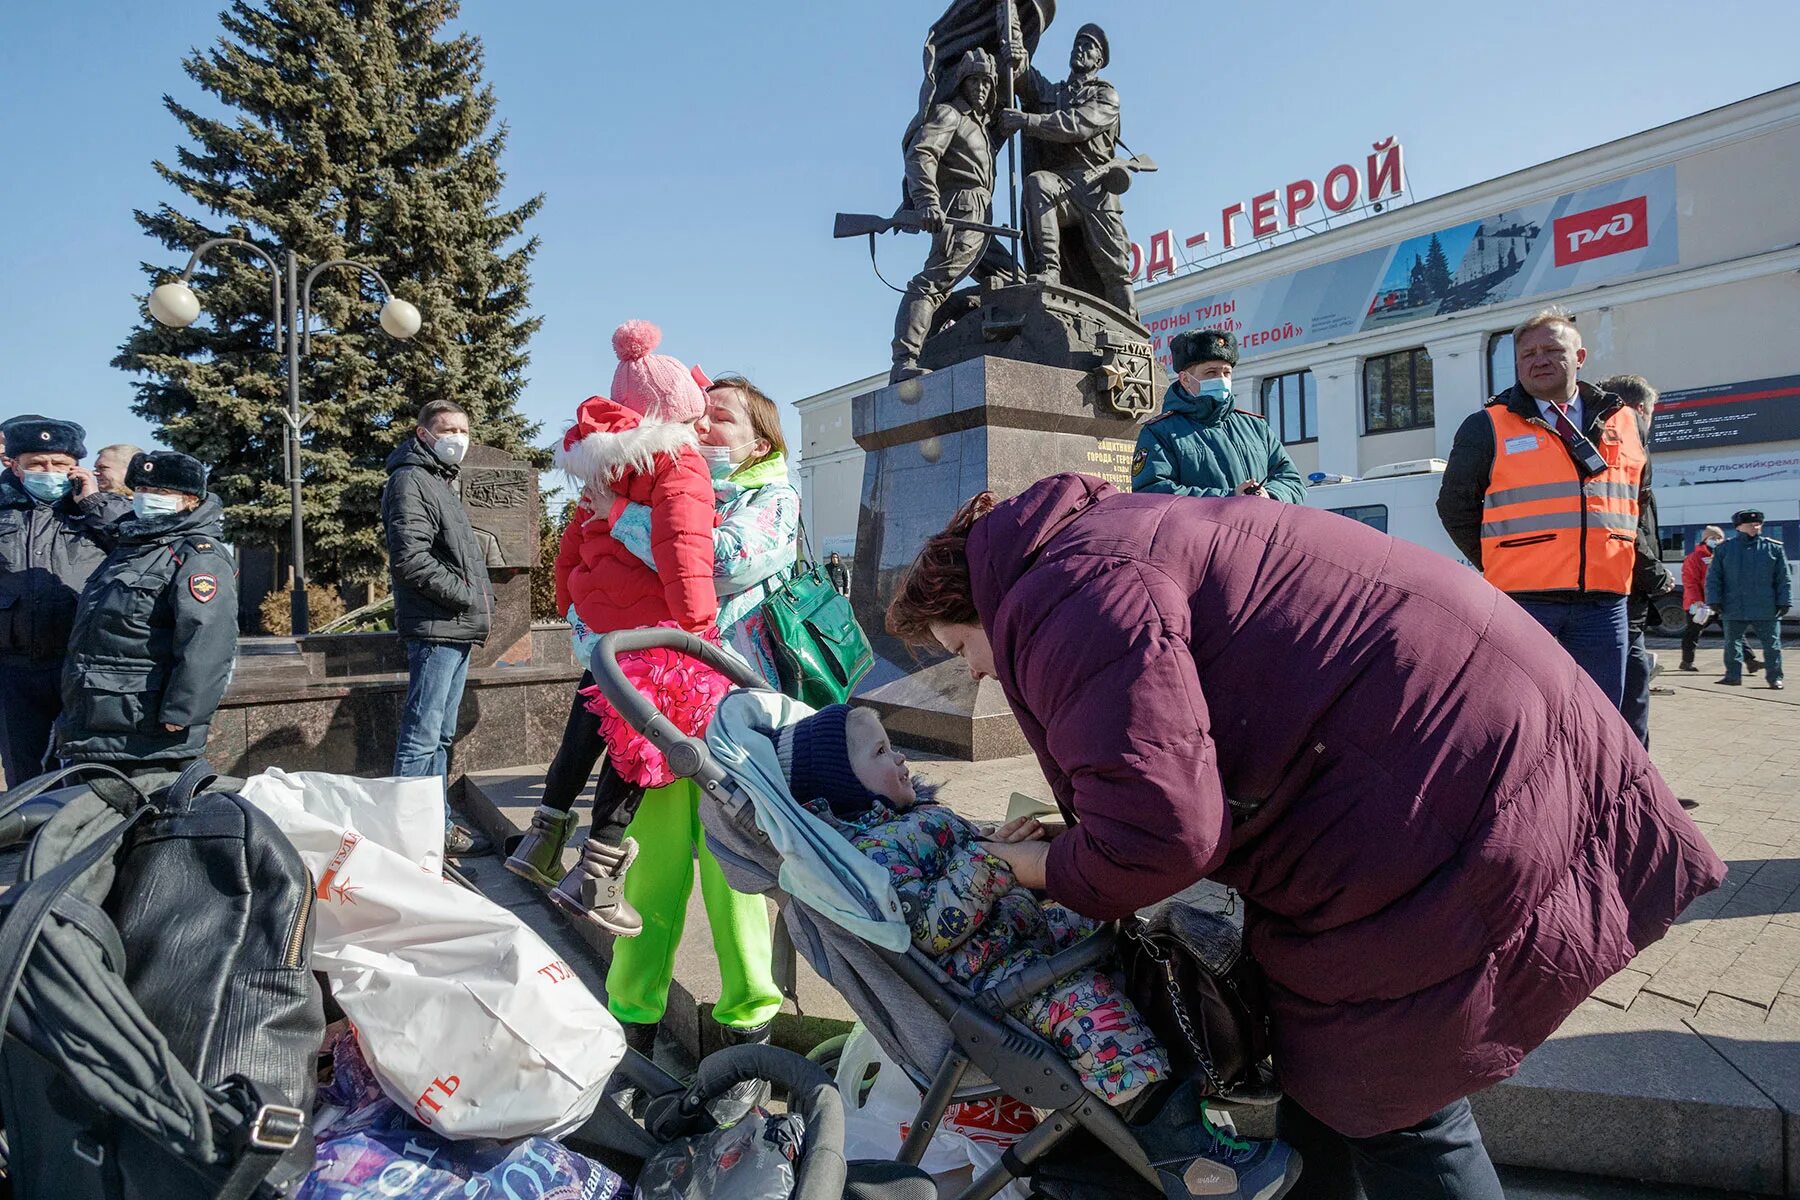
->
<box><xmin>776</xmin><ymin>702</ymin><xmax>1169</xmax><ymax>1106</ymax></box>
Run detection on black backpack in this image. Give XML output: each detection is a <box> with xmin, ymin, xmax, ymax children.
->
<box><xmin>0</xmin><ymin>760</ymin><xmax>325</xmax><ymax>1199</ymax></box>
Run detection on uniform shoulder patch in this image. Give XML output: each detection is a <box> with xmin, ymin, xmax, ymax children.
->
<box><xmin>188</xmin><ymin>574</ymin><xmax>219</xmax><ymax>604</ymax></box>
<box><xmin>1131</xmin><ymin>446</ymin><xmax>1147</xmax><ymax>476</ymax></box>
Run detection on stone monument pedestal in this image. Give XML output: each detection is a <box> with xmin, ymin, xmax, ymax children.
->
<box><xmin>850</xmin><ymin>355</ymin><xmax>1143</xmax><ymax>760</ymax></box>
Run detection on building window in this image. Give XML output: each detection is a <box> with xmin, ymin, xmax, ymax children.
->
<box><xmin>1259</xmin><ymin>371</ymin><xmax>1318</xmax><ymax>445</ymax></box>
<box><xmin>1488</xmin><ymin>332</ymin><xmax>1516</xmax><ymax>396</ymax></box>
<box><xmin>1363</xmin><ymin>348</ymin><xmax>1434</xmax><ymax>433</ymax></box>
<box><xmin>1329</xmin><ymin>504</ymin><xmax>1390</xmax><ymax>533</ymax></box>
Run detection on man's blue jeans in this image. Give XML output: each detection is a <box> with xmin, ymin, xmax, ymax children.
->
<box><xmin>1516</xmin><ymin>597</ymin><xmax>1629</xmax><ymax>710</ymax></box>
<box><xmin>1724</xmin><ymin>618</ymin><xmax>1783</xmax><ymax>685</ymax></box>
<box><xmin>394</xmin><ymin>640</ymin><xmax>473</xmax><ymax>778</ymax></box>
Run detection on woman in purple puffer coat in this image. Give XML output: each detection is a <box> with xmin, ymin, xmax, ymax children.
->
<box><xmin>886</xmin><ymin>473</ymin><xmax>1723</xmax><ymax>1200</ymax></box>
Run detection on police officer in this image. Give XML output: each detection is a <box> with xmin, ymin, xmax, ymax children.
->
<box><xmin>0</xmin><ymin>416</ymin><xmax>129</xmax><ymax>786</ymax></box>
<box><xmin>56</xmin><ymin>451</ymin><xmax>238</xmax><ymax>775</ymax></box>
<box><xmin>1707</xmin><ymin>508</ymin><xmax>1789</xmax><ymax>690</ymax></box>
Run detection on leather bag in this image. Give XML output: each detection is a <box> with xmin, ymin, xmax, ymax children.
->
<box><xmin>0</xmin><ymin>760</ymin><xmax>325</xmax><ymax>1198</ymax></box>
<box><xmin>1118</xmin><ymin>902</ymin><xmax>1273</xmax><ymax>1100</ymax></box>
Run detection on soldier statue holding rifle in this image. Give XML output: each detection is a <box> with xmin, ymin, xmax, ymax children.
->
<box><xmin>891</xmin><ymin>49</ymin><xmax>1008</xmax><ymax>383</ymax></box>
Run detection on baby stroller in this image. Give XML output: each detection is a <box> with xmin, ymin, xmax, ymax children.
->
<box><xmin>591</xmin><ymin>630</ymin><xmax>1299</xmax><ymax>1200</ymax></box>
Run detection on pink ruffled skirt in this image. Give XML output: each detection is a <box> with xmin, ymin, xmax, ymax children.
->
<box><xmin>582</xmin><ymin>623</ymin><xmax>735</xmax><ymax>789</ymax></box>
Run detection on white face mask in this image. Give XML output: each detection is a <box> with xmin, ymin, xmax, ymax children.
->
<box><xmin>429</xmin><ymin>431</ymin><xmax>470</xmax><ymax>465</ymax></box>
<box><xmin>132</xmin><ymin>493</ymin><xmax>184</xmax><ymax>519</ymax></box>
<box><xmin>1705</xmin><ymin>537</ymin><xmax>1723</xmax><ymax>548</ymax></box>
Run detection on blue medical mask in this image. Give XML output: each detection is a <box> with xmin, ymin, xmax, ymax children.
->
<box><xmin>699</xmin><ymin>443</ymin><xmax>744</xmax><ymax>479</ymax></box>
<box><xmin>132</xmin><ymin>493</ymin><xmax>184</xmax><ymax>519</ymax></box>
<box><xmin>1180</xmin><ymin>373</ymin><xmax>1232</xmax><ymax>404</ymax></box>
<box><xmin>19</xmin><ymin>471</ymin><xmax>72</xmax><ymax>503</ymax></box>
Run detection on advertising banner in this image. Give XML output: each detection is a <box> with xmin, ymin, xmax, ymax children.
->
<box><xmin>1649</xmin><ymin>374</ymin><xmax>1800</xmax><ymax>452</ymax></box>
<box><xmin>1655</xmin><ymin>449</ymin><xmax>1800</xmax><ymax>486</ymax></box>
<box><xmin>1141</xmin><ymin>165</ymin><xmax>1679</xmax><ymax>369</ymax></box>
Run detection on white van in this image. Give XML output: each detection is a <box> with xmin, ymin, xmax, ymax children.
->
<box><xmin>1301</xmin><ymin>460</ymin><xmax>1470</xmax><ymax>568</ymax></box>
<box><xmin>1302</xmin><ymin>462</ymin><xmax>1799</xmax><ymax>628</ymax></box>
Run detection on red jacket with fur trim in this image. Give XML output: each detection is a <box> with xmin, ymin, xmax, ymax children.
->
<box><xmin>553</xmin><ymin>396</ymin><xmax>717</xmax><ymax>638</ymax></box>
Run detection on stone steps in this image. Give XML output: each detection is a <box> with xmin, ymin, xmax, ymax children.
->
<box><xmin>458</xmin><ymin>765</ymin><xmax>1798</xmax><ymax>1196</ymax></box>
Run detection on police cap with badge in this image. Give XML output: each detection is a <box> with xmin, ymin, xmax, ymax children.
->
<box><xmin>1732</xmin><ymin>509</ymin><xmax>1764</xmax><ymax>526</ymax></box>
<box><xmin>125</xmin><ymin>451</ymin><xmax>209</xmax><ymax>498</ymax></box>
<box><xmin>1</xmin><ymin>416</ymin><xmax>86</xmax><ymax>459</ymax></box>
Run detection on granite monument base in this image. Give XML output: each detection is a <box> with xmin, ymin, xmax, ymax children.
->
<box><xmin>850</xmin><ymin>355</ymin><xmax>1145</xmax><ymax>760</ymax></box>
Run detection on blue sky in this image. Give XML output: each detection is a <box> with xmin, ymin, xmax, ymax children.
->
<box><xmin>2</xmin><ymin>1</ymin><xmax>1797</xmax><ymax>474</ymax></box>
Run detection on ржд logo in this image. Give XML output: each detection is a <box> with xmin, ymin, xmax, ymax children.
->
<box><xmin>1554</xmin><ymin>196</ymin><xmax>1649</xmax><ymax>266</ymax></box>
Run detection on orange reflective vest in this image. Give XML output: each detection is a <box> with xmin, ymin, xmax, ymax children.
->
<box><xmin>1479</xmin><ymin>400</ymin><xmax>1644</xmax><ymax>595</ymax></box>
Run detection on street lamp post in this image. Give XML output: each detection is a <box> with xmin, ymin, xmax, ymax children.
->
<box><xmin>148</xmin><ymin>240</ymin><xmax>421</xmax><ymax>636</ymax></box>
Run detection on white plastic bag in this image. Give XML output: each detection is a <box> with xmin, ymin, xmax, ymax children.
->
<box><xmin>835</xmin><ymin>1025</ymin><xmax>1033</xmax><ymax>1199</ymax></box>
<box><xmin>241</xmin><ymin>769</ymin><xmax>624</xmax><ymax>1140</ymax></box>
<box><xmin>1690</xmin><ymin>602</ymin><xmax>1713</xmax><ymax>624</ymax></box>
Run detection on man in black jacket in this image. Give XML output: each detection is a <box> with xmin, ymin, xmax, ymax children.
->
<box><xmin>0</xmin><ymin>416</ymin><xmax>129</xmax><ymax>785</ymax></box>
<box><xmin>1600</xmin><ymin>374</ymin><xmax>1677</xmax><ymax>746</ymax></box>
<box><xmin>381</xmin><ymin>400</ymin><xmax>492</xmax><ymax>854</ymax></box>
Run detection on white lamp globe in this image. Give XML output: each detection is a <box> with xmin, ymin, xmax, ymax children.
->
<box><xmin>379</xmin><ymin>297</ymin><xmax>422</xmax><ymax>340</ymax></box>
<box><xmin>148</xmin><ymin>282</ymin><xmax>201</xmax><ymax>328</ymax></box>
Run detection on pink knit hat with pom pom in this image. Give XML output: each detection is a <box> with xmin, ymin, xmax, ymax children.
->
<box><xmin>610</xmin><ymin>320</ymin><xmax>705</xmax><ymax>425</ymax></box>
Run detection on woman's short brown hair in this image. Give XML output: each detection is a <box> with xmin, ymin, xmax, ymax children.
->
<box><xmin>708</xmin><ymin>374</ymin><xmax>787</xmax><ymax>468</ymax></box>
<box><xmin>886</xmin><ymin>491</ymin><xmax>996</xmax><ymax>645</ymax></box>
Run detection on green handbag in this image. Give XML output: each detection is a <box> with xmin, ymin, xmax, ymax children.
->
<box><xmin>762</xmin><ymin>519</ymin><xmax>874</xmax><ymax>707</ymax></box>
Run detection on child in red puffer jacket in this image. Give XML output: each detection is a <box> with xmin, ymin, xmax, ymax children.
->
<box><xmin>534</xmin><ymin>319</ymin><xmax>724</xmax><ymax>934</ymax></box>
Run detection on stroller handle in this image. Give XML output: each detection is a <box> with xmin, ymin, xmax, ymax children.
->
<box><xmin>590</xmin><ymin>629</ymin><xmax>764</xmax><ymax>781</ymax></box>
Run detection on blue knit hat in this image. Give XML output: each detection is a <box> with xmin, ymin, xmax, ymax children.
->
<box><xmin>776</xmin><ymin>705</ymin><xmax>888</xmax><ymax>818</ymax></box>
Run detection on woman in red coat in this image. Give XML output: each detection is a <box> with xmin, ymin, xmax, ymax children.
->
<box><xmin>887</xmin><ymin>474</ymin><xmax>1723</xmax><ymax>1200</ymax></box>
<box><xmin>1678</xmin><ymin>525</ymin><xmax>1760</xmax><ymax>673</ymax></box>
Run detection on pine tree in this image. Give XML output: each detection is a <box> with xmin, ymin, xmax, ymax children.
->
<box><xmin>115</xmin><ymin>0</ymin><xmax>544</xmax><ymax>586</ymax></box>
<box><xmin>1423</xmin><ymin>233</ymin><xmax>1453</xmax><ymax>298</ymax></box>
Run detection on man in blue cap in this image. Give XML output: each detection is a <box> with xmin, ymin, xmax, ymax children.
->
<box><xmin>0</xmin><ymin>416</ymin><xmax>130</xmax><ymax>785</ymax></box>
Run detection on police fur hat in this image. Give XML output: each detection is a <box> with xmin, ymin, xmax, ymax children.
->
<box><xmin>1074</xmin><ymin>22</ymin><xmax>1110</xmax><ymax>69</ymax></box>
<box><xmin>1</xmin><ymin>416</ymin><xmax>86</xmax><ymax>459</ymax></box>
<box><xmin>1170</xmin><ymin>329</ymin><xmax>1239</xmax><ymax>373</ymax></box>
<box><xmin>126</xmin><ymin>451</ymin><xmax>208</xmax><ymax>499</ymax></box>
<box><xmin>1732</xmin><ymin>509</ymin><xmax>1765</xmax><ymax>526</ymax></box>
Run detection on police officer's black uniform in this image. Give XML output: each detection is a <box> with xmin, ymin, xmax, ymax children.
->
<box><xmin>56</xmin><ymin>452</ymin><xmax>238</xmax><ymax>773</ymax></box>
<box><xmin>0</xmin><ymin>416</ymin><xmax>129</xmax><ymax>785</ymax></box>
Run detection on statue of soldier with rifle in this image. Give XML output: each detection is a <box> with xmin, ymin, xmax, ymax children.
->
<box><xmin>889</xmin><ymin>49</ymin><xmax>1007</xmax><ymax>383</ymax></box>
<box><xmin>836</xmin><ymin>0</ymin><xmax>1157</xmax><ymax>407</ymax></box>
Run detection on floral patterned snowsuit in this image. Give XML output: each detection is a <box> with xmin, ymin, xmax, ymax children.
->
<box><xmin>817</xmin><ymin>798</ymin><xmax>1168</xmax><ymax>1104</ymax></box>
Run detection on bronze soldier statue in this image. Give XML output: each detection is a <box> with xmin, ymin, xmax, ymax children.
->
<box><xmin>1000</xmin><ymin>23</ymin><xmax>1138</xmax><ymax>319</ymax></box>
<box><xmin>891</xmin><ymin>50</ymin><xmax>1002</xmax><ymax>383</ymax></box>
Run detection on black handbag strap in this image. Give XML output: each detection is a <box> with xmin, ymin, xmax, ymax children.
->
<box><xmin>0</xmin><ymin>764</ymin><xmax>146</xmax><ymax>841</ymax></box>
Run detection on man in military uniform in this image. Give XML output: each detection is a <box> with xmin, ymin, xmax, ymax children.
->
<box><xmin>56</xmin><ymin>451</ymin><xmax>238</xmax><ymax>776</ymax></box>
<box><xmin>1000</xmin><ymin>23</ymin><xmax>1137</xmax><ymax>318</ymax></box>
<box><xmin>0</xmin><ymin>416</ymin><xmax>129</xmax><ymax>786</ymax></box>
<box><xmin>891</xmin><ymin>49</ymin><xmax>1001</xmax><ymax>383</ymax></box>
<box><xmin>1131</xmin><ymin>329</ymin><xmax>1307</xmax><ymax>503</ymax></box>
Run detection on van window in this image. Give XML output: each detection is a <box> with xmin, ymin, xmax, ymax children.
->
<box><xmin>1329</xmin><ymin>504</ymin><xmax>1390</xmax><ymax>533</ymax></box>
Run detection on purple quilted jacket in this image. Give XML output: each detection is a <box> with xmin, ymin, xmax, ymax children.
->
<box><xmin>967</xmin><ymin>474</ymin><xmax>1723</xmax><ymax>1135</ymax></box>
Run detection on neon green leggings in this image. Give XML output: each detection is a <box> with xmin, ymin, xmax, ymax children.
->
<box><xmin>604</xmin><ymin>778</ymin><xmax>782</xmax><ymax>1030</ymax></box>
